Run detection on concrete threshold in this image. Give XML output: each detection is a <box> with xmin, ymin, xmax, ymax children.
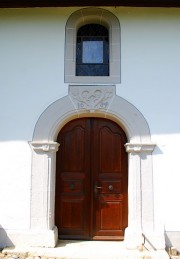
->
<box><xmin>3</xmin><ymin>240</ymin><xmax>169</xmax><ymax>259</ymax></box>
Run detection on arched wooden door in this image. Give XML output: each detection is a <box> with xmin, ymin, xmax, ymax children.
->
<box><xmin>55</xmin><ymin>118</ymin><xmax>128</xmax><ymax>240</ymax></box>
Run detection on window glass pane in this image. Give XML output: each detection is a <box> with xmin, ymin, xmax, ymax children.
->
<box><xmin>78</xmin><ymin>24</ymin><xmax>108</xmax><ymax>36</ymax></box>
<box><xmin>76</xmin><ymin>64</ymin><xmax>109</xmax><ymax>76</ymax></box>
<box><xmin>82</xmin><ymin>41</ymin><xmax>103</xmax><ymax>64</ymax></box>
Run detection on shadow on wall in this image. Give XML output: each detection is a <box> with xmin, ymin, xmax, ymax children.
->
<box><xmin>153</xmin><ymin>145</ymin><xmax>163</xmax><ymax>155</ymax></box>
<box><xmin>0</xmin><ymin>227</ymin><xmax>14</xmax><ymax>248</ymax></box>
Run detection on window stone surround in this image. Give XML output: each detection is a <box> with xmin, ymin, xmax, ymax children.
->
<box><xmin>20</xmin><ymin>84</ymin><xmax>166</xmax><ymax>250</ymax></box>
<box><xmin>65</xmin><ymin>8</ymin><xmax>121</xmax><ymax>84</ymax></box>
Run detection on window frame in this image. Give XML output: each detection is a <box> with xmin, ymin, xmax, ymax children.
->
<box><xmin>76</xmin><ymin>24</ymin><xmax>109</xmax><ymax>76</ymax></box>
<box><xmin>65</xmin><ymin>8</ymin><xmax>121</xmax><ymax>84</ymax></box>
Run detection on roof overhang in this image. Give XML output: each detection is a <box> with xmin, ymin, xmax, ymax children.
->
<box><xmin>0</xmin><ymin>0</ymin><xmax>180</xmax><ymax>8</ymax></box>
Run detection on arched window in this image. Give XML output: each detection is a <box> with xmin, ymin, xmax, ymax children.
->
<box><xmin>65</xmin><ymin>8</ymin><xmax>121</xmax><ymax>84</ymax></box>
<box><xmin>76</xmin><ymin>24</ymin><xmax>109</xmax><ymax>76</ymax></box>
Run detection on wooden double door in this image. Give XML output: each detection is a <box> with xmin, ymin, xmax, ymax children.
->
<box><xmin>55</xmin><ymin>118</ymin><xmax>128</xmax><ymax>240</ymax></box>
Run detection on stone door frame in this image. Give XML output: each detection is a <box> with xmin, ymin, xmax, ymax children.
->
<box><xmin>29</xmin><ymin>85</ymin><xmax>165</xmax><ymax>249</ymax></box>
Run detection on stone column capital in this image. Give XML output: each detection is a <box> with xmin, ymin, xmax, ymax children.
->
<box><xmin>125</xmin><ymin>143</ymin><xmax>156</xmax><ymax>153</ymax></box>
<box><xmin>30</xmin><ymin>142</ymin><xmax>60</xmax><ymax>153</ymax></box>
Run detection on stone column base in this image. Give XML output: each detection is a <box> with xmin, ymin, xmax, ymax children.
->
<box><xmin>3</xmin><ymin>226</ymin><xmax>58</xmax><ymax>248</ymax></box>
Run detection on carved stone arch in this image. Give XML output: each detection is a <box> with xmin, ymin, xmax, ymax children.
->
<box><xmin>65</xmin><ymin>7</ymin><xmax>121</xmax><ymax>84</ymax></box>
<box><xmin>29</xmin><ymin>85</ymin><xmax>166</xmax><ymax>249</ymax></box>
<box><xmin>32</xmin><ymin>85</ymin><xmax>150</xmax><ymax>143</ymax></box>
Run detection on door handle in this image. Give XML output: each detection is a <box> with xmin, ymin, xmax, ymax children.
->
<box><xmin>94</xmin><ymin>183</ymin><xmax>103</xmax><ymax>195</ymax></box>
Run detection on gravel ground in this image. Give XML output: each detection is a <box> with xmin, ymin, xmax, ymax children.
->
<box><xmin>0</xmin><ymin>251</ymin><xmax>174</xmax><ymax>259</ymax></box>
<box><xmin>0</xmin><ymin>254</ymin><xmax>58</xmax><ymax>259</ymax></box>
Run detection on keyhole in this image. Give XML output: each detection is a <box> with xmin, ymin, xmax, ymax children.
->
<box><xmin>108</xmin><ymin>185</ymin><xmax>113</xmax><ymax>191</ymax></box>
<box><xmin>69</xmin><ymin>183</ymin><xmax>75</xmax><ymax>190</ymax></box>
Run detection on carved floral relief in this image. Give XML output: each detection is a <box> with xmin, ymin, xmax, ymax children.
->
<box><xmin>69</xmin><ymin>85</ymin><xmax>115</xmax><ymax>112</ymax></box>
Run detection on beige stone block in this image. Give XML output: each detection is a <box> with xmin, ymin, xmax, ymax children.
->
<box><xmin>170</xmin><ymin>247</ymin><xmax>178</xmax><ymax>256</ymax></box>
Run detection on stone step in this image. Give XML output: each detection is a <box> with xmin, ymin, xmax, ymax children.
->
<box><xmin>2</xmin><ymin>240</ymin><xmax>169</xmax><ymax>259</ymax></box>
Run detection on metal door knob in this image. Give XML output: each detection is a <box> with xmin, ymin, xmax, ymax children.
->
<box><xmin>108</xmin><ymin>185</ymin><xmax>113</xmax><ymax>191</ymax></box>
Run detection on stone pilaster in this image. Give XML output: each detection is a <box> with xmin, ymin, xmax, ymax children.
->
<box><xmin>124</xmin><ymin>143</ymin><xmax>165</xmax><ymax>250</ymax></box>
<box><xmin>28</xmin><ymin>141</ymin><xmax>60</xmax><ymax>247</ymax></box>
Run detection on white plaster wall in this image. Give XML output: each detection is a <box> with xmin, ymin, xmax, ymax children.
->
<box><xmin>0</xmin><ymin>8</ymin><xmax>71</xmax><ymax>234</ymax></box>
<box><xmin>0</xmin><ymin>142</ymin><xmax>31</xmax><ymax>229</ymax></box>
<box><xmin>0</xmin><ymin>6</ymin><xmax>180</xmax><ymax>245</ymax></box>
<box><xmin>115</xmin><ymin>8</ymin><xmax>180</xmax><ymax>233</ymax></box>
